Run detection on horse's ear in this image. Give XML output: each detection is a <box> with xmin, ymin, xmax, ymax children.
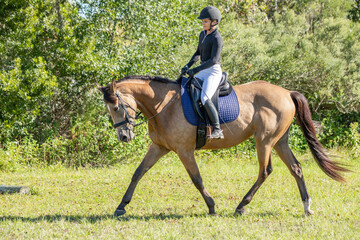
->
<box><xmin>109</xmin><ymin>80</ymin><xmax>117</xmax><ymax>95</ymax></box>
<box><xmin>97</xmin><ymin>84</ymin><xmax>105</xmax><ymax>93</ymax></box>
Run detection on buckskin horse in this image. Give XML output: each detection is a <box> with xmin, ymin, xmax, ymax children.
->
<box><xmin>98</xmin><ymin>75</ymin><xmax>348</xmax><ymax>217</ymax></box>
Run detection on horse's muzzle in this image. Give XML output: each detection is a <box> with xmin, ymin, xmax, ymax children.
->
<box><xmin>117</xmin><ymin>128</ymin><xmax>135</xmax><ymax>143</ymax></box>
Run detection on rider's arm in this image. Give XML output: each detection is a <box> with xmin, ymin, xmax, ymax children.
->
<box><xmin>186</xmin><ymin>47</ymin><xmax>200</xmax><ymax>68</ymax></box>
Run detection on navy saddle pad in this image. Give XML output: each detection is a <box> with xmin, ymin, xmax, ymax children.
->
<box><xmin>181</xmin><ymin>77</ymin><xmax>240</xmax><ymax>126</ymax></box>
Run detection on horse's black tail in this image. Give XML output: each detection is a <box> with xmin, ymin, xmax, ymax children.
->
<box><xmin>290</xmin><ymin>91</ymin><xmax>350</xmax><ymax>182</ymax></box>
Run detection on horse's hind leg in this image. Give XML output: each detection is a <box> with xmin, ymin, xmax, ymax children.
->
<box><xmin>177</xmin><ymin>151</ymin><xmax>216</xmax><ymax>215</ymax></box>
<box><xmin>235</xmin><ymin>142</ymin><xmax>273</xmax><ymax>216</ymax></box>
<box><xmin>274</xmin><ymin>133</ymin><xmax>314</xmax><ymax>216</ymax></box>
<box><xmin>114</xmin><ymin>143</ymin><xmax>169</xmax><ymax>217</ymax></box>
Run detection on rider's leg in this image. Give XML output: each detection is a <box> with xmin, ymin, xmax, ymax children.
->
<box><xmin>199</xmin><ymin>64</ymin><xmax>223</xmax><ymax>139</ymax></box>
<box><xmin>203</xmin><ymin>99</ymin><xmax>224</xmax><ymax>139</ymax></box>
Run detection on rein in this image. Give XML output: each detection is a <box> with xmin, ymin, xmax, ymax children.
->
<box><xmin>113</xmin><ymin>88</ymin><xmax>181</xmax><ymax>129</ymax></box>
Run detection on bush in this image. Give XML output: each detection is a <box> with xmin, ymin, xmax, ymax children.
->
<box><xmin>1</xmin><ymin>0</ymin><xmax>359</xmax><ymax>171</ymax></box>
<box><xmin>0</xmin><ymin>137</ymin><xmax>41</xmax><ymax>171</ymax></box>
<box><xmin>221</xmin><ymin>10</ymin><xmax>360</xmax><ymax>114</ymax></box>
<box><xmin>347</xmin><ymin>122</ymin><xmax>360</xmax><ymax>158</ymax></box>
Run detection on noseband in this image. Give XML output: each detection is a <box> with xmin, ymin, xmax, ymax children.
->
<box><xmin>113</xmin><ymin>93</ymin><xmax>141</xmax><ymax>129</ymax></box>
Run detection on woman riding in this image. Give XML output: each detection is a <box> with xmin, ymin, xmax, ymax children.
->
<box><xmin>181</xmin><ymin>6</ymin><xmax>224</xmax><ymax>139</ymax></box>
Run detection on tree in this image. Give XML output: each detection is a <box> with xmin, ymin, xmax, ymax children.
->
<box><xmin>349</xmin><ymin>0</ymin><xmax>360</xmax><ymax>22</ymax></box>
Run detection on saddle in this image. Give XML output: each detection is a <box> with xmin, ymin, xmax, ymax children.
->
<box><xmin>188</xmin><ymin>72</ymin><xmax>233</xmax><ymax>123</ymax></box>
<box><xmin>186</xmin><ymin>72</ymin><xmax>233</xmax><ymax>149</ymax></box>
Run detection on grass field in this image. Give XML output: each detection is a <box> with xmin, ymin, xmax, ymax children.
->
<box><xmin>1</xmin><ymin>149</ymin><xmax>359</xmax><ymax>239</ymax></box>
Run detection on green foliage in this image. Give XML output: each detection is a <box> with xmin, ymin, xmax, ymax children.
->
<box><xmin>0</xmin><ymin>0</ymin><xmax>97</xmax><ymax>143</ymax></box>
<box><xmin>347</xmin><ymin>122</ymin><xmax>360</xmax><ymax>157</ymax></box>
<box><xmin>349</xmin><ymin>0</ymin><xmax>360</xmax><ymax>22</ymax></box>
<box><xmin>0</xmin><ymin>145</ymin><xmax>20</xmax><ymax>172</ymax></box>
<box><xmin>221</xmin><ymin>9</ymin><xmax>360</xmax><ymax>114</ymax></box>
<box><xmin>0</xmin><ymin>0</ymin><xmax>359</xmax><ymax>171</ymax></box>
<box><xmin>0</xmin><ymin>57</ymin><xmax>57</xmax><ymax>143</ymax></box>
<box><xmin>0</xmin><ymin>95</ymin><xmax>152</xmax><ymax>169</ymax></box>
<box><xmin>0</xmin><ymin>136</ymin><xmax>40</xmax><ymax>172</ymax></box>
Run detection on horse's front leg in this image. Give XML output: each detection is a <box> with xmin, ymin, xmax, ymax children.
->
<box><xmin>177</xmin><ymin>150</ymin><xmax>216</xmax><ymax>215</ymax></box>
<box><xmin>114</xmin><ymin>143</ymin><xmax>169</xmax><ymax>217</ymax></box>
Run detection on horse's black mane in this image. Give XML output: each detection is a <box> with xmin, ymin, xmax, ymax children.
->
<box><xmin>102</xmin><ymin>75</ymin><xmax>177</xmax><ymax>104</ymax></box>
<box><xmin>117</xmin><ymin>75</ymin><xmax>176</xmax><ymax>84</ymax></box>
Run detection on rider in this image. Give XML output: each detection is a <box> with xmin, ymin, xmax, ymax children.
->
<box><xmin>181</xmin><ymin>6</ymin><xmax>224</xmax><ymax>139</ymax></box>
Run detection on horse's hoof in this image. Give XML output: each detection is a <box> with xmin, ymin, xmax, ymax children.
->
<box><xmin>114</xmin><ymin>209</ymin><xmax>126</xmax><ymax>217</ymax></box>
<box><xmin>209</xmin><ymin>212</ymin><xmax>218</xmax><ymax>217</ymax></box>
<box><xmin>234</xmin><ymin>208</ymin><xmax>245</xmax><ymax>216</ymax></box>
<box><xmin>305</xmin><ymin>209</ymin><xmax>314</xmax><ymax>216</ymax></box>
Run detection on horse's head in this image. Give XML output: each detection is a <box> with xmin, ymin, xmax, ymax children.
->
<box><xmin>98</xmin><ymin>80</ymin><xmax>136</xmax><ymax>143</ymax></box>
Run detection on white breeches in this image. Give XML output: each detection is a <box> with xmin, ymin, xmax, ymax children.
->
<box><xmin>195</xmin><ymin>64</ymin><xmax>222</xmax><ymax>105</ymax></box>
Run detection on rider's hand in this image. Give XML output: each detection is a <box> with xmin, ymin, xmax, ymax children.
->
<box><xmin>187</xmin><ymin>68</ymin><xmax>195</xmax><ymax>77</ymax></box>
<box><xmin>181</xmin><ymin>65</ymin><xmax>189</xmax><ymax>75</ymax></box>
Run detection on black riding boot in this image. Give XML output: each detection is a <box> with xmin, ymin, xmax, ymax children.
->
<box><xmin>203</xmin><ymin>100</ymin><xmax>224</xmax><ymax>139</ymax></box>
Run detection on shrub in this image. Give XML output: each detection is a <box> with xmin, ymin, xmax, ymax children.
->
<box><xmin>1</xmin><ymin>0</ymin><xmax>359</xmax><ymax>171</ymax></box>
<box><xmin>347</xmin><ymin>122</ymin><xmax>360</xmax><ymax>158</ymax></box>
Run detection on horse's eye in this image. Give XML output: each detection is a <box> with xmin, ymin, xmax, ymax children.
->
<box><xmin>114</xmin><ymin>106</ymin><xmax>119</xmax><ymax>112</ymax></box>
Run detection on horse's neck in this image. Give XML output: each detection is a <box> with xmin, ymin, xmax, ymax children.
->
<box><xmin>126</xmin><ymin>81</ymin><xmax>178</xmax><ymax>119</ymax></box>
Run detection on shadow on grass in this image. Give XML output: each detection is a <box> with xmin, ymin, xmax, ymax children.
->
<box><xmin>0</xmin><ymin>213</ymin><xmax>186</xmax><ymax>223</ymax></box>
<box><xmin>1</xmin><ymin>211</ymin><xmax>302</xmax><ymax>222</ymax></box>
<box><xmin>220</xmin><ymin>210</ymin><xmax>280</xmax><ymax>218</ymax></box>
<box><xmin>220</xmin><ymin>210</ymin><xmax>306</xmax><ymax>219</ymax></box>
<box><xmin>116</xmin><ymin>213</ymin><xmax>185</xmax><ymax>222</ymax></box>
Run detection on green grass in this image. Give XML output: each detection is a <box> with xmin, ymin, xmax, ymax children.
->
<box><xmin>1</xmin><ymin>149</ymin><xmax>359</xmax><ymax>239</ymax></box>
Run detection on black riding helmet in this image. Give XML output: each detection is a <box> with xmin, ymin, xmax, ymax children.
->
<box><xmin>198</xmin><ymin>6</ymin><xmax>221</xmax><ymax>24</ymax></box>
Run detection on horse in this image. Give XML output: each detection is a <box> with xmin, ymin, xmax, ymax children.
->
<box><xmin>98</xmin><ymin>75</ymin><xmax>348</xmax><ymax>217</ymax></box>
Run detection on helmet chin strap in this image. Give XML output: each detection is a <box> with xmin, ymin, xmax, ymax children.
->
<box><xmin>210</xmin><ymin>20</ymin><xmax>218</xmax><ymax>30</ymax></box>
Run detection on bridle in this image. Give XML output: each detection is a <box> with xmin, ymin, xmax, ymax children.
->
<box><xmin>112</xmin><ymin>93</ymin><xmax>141</xmax><ymax>129</ymax></box>
<box><xmin>112</xmin><ymin>90</ymin><xmax>180</xmax><ymax>129</ymax></box>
